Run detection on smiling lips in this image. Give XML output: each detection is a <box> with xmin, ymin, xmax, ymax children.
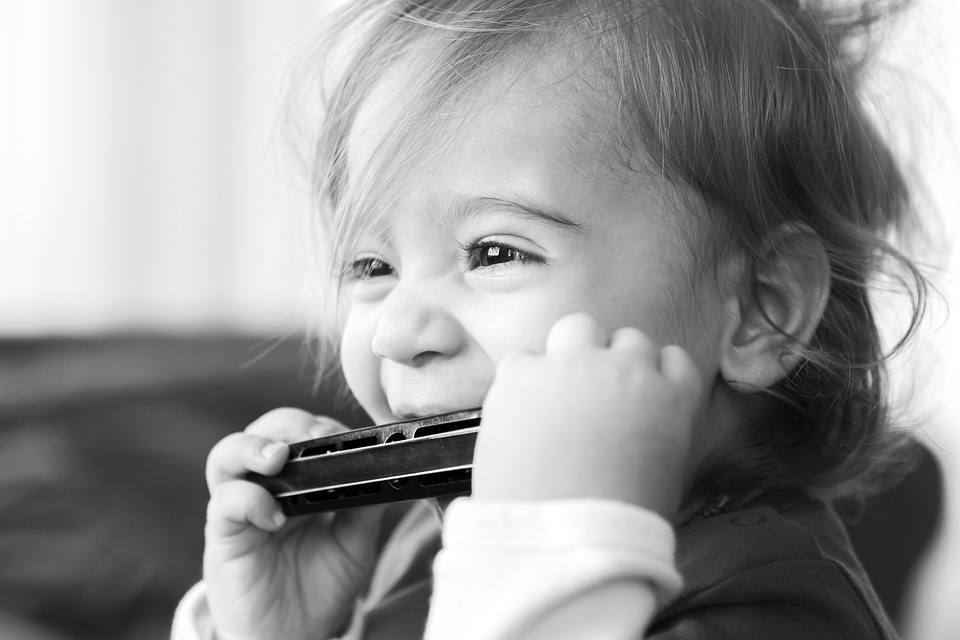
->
<box><xmin>392</xmin><ymin>405</ymin><xmax>468</xmax><ymax>421</ymax></box>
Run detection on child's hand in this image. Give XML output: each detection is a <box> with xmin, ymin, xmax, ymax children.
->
<box><xmin>473</xmin><ymin>312</ymin><xmax>703</xmax><ymax>520</ymax></box>
<box><xmin>202</xmin><ymin>408</ymin><xmax>385</xmax><ymax>640</ymax></box>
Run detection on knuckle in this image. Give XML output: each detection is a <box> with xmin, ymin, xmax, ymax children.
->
<box><xmin>671</xmin><ymin>345</ymin><xmax>697</xmax><ymax>370</ymax></box>
<box><xmin>546</xmin><ymin>312</ymin><xmax>607</xmax><ymax>351</ymax></box>
<box><xmin>553</xmin><ymin>311</ymin><xmax>598</xmax><ymax>335</ymax></box>
<box><xmin>208</xmin><ymin>483</ymin><xmax>243</xmax><ymax>524</ymax></box>
<box><xmin>612</xmin><ymin>326</ymin><xmax>657</xmax><ymax>354</ymax></box>
<box><xmin>211</xmin><ymin>480</ymin><xmax>260</xmax><ymax>511</ymax></box>
<box><xmin>662</xmin><ymin>346</ymin><xmax>703</xmax><ymax>386</ymax></box>
<box><xmin>311</xmin><ymin>416</ymin><xmax>349</xmax><ymax>437</ymax></box>
<box><xmin>614</xmin><ymin>325</ymin><xmax>643</xmax><ymax>340</ymax></box>
<box><xmin>205</xmin><ymin>432</ymin><xmax>275</xmax><ymax>489</ymax></box>
<box><xmin>207</xmin><ymin>482</ymin><xmax>233</xmax><ymax>516</ymax></box>
<box><xmin>260</xmin><ymin>406</ymin><xmax>310</xmax><ymax>421</ymax></box>
<box><xmin>494</xmin><ymin>351</ymin><xmax>533</xmax><ymax>380</ymax></box>
<box><xmin>206</xmin><ymin>433</ymin><xmax>241</xmax><ymax>471</ymax></box>
<box><xmin>556</xmin><ymin>311</ymin><xmax>589</xmax><ymax>326</ymax></box>
<box><xmin>205</xmin><ymin>494</ymin><xmax>219</xmax><ymax>523</ymax></box>
<box><xmin>213</xmin><ymin>431</ymin><xmax>246</xmax><ymax>452</ymax></box>
<box><xmin>248</xmin><ymin>406</ymin><xmax>313</xmax><ymax>432</ymax></box>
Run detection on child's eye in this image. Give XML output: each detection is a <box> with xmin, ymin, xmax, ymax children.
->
<box><xmin>342</xmin><ymin>257</ymin><xmax>395</xmax><ymax>281</ymax></box>
<box><xmin>465</xmin><ymin>241</ymin><xmax>542</xmax><ymax>269</ymax></box>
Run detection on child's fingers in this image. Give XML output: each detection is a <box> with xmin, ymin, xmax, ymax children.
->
<box><xmin>609</xmin><ymin>326</ymin><xmax>660</xmax><ymax>365</ymax></box>
<box><xmin>246</xmin><ymin>407</ymin><xmax>349</xmax><ymax>442</ymax></box>
<box><xmin>206</xmin><ymin>433</ymin><xmax>290</xmax><ymax>492</ymax></box>
<box><xmin>206</xmin><ymin>479</ymin><xmax>286</xmax><ymax>538</ymax></box>
<box><xmin>544</xmin><ymin>312</ymin><xmax>608</xmax><ymax>352</ymax></box>
<box><xmin>660</xmin><ymin>345</ymin><xmax>704</xmax><ymax>398</ymax></box>
<box><xmin>206</xmin><ymin>410</ymin><xmax>353</xmax><ymax>492</ymax></box>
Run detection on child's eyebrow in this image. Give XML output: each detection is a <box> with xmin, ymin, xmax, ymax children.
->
<box><xmin>444</xmin><ymin>195</ymin><xmax>586</xmax><ymax>233</ymax></box>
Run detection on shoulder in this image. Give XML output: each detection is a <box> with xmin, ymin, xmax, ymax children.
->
<box><xmin>651</xmin><ymin>492</ymin><xmax>899</xmax><ymax>640</ymax></box>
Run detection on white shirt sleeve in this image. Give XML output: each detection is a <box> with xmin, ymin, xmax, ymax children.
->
<box><xmin>170</xmin><ymin>581</ymin><xmax>216</xmax><ymax>640</ymax></box>
<box><xmin>424</xmin><ymin>498</ymin><xmax>682</xmax><ymax>640</ymax></box>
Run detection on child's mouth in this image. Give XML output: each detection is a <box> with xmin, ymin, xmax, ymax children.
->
<box><xmin>392</xmin><ymin>404</ymin><xmax>473</xmax><ymax>421</ymax></box>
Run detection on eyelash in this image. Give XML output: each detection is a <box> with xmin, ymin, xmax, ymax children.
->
<box><xmin>340</xmin><ymin>256</ymin><xmax>394</xmax><ymax>282</ymax></box>
<box><xmin>461</xmin><ymin>240</ymin><xmax>544</xmax><ymax>270</ymax></box>
<box><xmin>340</xmin><ymin>239</ymin><xmax>544</xmax><ymax>283</ymax></box>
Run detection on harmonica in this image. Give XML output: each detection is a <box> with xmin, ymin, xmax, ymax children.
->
<box><xmin>248</xmin><ymin>409</ymin><xmax>481</xmax><ymax>515</ymax></box>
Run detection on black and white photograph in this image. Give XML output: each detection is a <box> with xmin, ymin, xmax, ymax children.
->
<box><xmin>1</xmin><ymin>2</ymin><xmax>958</xmax><ymax>639</ymax></box>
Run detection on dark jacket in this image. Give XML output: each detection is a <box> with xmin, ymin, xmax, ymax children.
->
<box><xmin>651</xmin><ymin>492</ymin><xmax>898</xmax><ymax>638</ymax></box>
<box><xmin>349</xmin><ymin>492</ymin><xmax>897</xmax><ymax>639</ymax></box>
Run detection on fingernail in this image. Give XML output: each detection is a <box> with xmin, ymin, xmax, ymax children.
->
<box><xmin>272</xmin><ymin>510</ymin><xmax>287</xmax><ymax>529</ymax></box>
<box><xmin>261</xmin><ymin>441</ymin><xmax>285</xmax><ymax>460</ymax></box>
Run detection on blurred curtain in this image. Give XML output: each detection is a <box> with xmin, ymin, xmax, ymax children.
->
<box><xmin>0</xmin><ymin>0</ymin><xmax>337</xmax><ymax>334</ymax></box>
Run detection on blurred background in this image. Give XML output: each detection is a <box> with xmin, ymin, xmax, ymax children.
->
<box><xmin>0</xmin><ymin>1</ymin><xmax>957</xmax><ymax>639</ymax></box>
<box><xmin>0</xmin><ymin>0</ymin><xmax>328</xmax><ymax>335</ymax></box>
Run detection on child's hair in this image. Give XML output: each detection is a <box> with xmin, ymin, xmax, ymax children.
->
<box><xmin>284</xmin><ymin>0</ymin><xmax>929</xmax><ymax>504</ymax></box>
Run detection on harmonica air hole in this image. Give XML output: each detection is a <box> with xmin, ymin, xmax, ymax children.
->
<box><xmin>418</xmin><ymin>467</ymin><xmax>472</xmax><ymax>487</ymax></box>
<box><xmin>298</xmin><ymin>434</ymin><xmax>379</xmax><ymax>458</ymax></box>
<box><xmin>300</xmin><ymin>481</ymin><xmax>383</xmax><ymax>504</ymax></box>
<box><xmin>414</xmin><ymin>419</ymin><xmax>481</xmax><ymax>438</ymax></box>
<box><xmin>342</xmin><ymin>435</ymin><xmax>381</xmax><ymax>450</ymax></box>
<box><xmin>384</xmin><ymin>432</ymin><xmax>406</xmax><ymax>444</ymax></box>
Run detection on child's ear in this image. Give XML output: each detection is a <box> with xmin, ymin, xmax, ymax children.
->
<box><xmin>719</xmin><ymin>224</ymin><xmax>831</xmax><ymax>391</ymax></box>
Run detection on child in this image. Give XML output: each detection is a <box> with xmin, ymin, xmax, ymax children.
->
<box><xmin>173</xmin><ymin>0</ymin><xmax>929</xmax><ymax>638</ymax></box>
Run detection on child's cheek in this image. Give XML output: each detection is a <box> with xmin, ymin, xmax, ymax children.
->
<box><xmin>466</xmin><ymin>300</ymin><xmax>577</xmax><ymax>364</ymax></box>
<box><xmin>340</xmin><ymin>317</ymin><xmax>392</xmax><ymax>423</ymax></box>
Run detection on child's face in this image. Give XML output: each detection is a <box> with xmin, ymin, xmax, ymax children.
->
<box><xmin>338</xmin><ymin>63</ymin><xmax>728</xmax><ymax>427</ymax></box>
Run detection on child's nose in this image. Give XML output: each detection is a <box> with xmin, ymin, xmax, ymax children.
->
<box><xmin>371</xmin><ymin>279</ymin><xmax>463</xmax><ymax>366</ymax></box>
